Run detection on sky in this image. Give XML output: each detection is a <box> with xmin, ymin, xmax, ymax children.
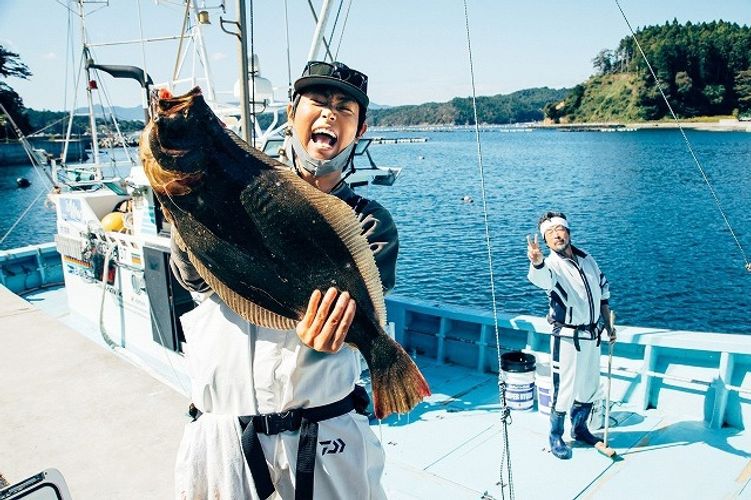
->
<box><xmin>1</xmin><ymin>0</ymin><xmax>749</xmax><ymax>111</ymax></box>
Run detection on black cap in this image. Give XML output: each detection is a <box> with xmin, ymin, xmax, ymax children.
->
<box><xmin>293</xmin><ymin>61</ymin><xmax>369</xmax><ymax>109</ymax></box>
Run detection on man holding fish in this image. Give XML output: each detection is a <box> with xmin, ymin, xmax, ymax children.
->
<box><xmin>143</xmin><ymin>62</ymin><xmax>430</xmax><ymax>499</ymax></box>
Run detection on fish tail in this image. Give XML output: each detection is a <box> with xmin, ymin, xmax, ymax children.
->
<box><xmin>366</xmin><ymin>335</ymin><xmax>431</xmax><ymax>419</ymax></box>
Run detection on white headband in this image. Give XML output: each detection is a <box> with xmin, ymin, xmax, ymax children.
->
<box><xmin>540</xmin><ymin>217</ymin><xmax>569</xmax><ymax>237</ymax></box>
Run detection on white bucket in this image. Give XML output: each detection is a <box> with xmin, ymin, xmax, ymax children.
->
<box><xmin>536</xmin><ymin>363</ymin><xmax>553</xmax><ymax>415</ymax></box>
<box><xmin>501</xmin><ymin>352</ymin><xmax>536</xmax><ymax>411</ymax></box>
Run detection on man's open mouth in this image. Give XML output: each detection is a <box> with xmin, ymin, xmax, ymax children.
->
<box><xmin>311</xmin><ymin>128</ymin><xmax>338</xmax><ymax>147</ymax></box>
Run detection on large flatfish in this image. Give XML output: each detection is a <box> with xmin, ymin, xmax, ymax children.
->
<box><xmin>140</xmin><ymin>87</ymin><xmax>430</xmax><ymax>418</ymax></box>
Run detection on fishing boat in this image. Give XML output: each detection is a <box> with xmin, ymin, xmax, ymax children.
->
<box><xmin>1</xmin><ymin>1</ymin><xmax>750</xmax><ymax>499</ymax></box>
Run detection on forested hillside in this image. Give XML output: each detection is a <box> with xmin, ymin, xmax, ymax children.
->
<box><xmin>368</xmin><ymin>87</ymin><xmax>569</xmax><ymax>126</ymax></box>
<box><xmin>546</xmin><ymin>20</ymin><xmax>751</xmax><ymax>122</ymax></box>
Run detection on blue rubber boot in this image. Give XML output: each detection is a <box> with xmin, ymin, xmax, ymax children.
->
<box><xmin>570</xmin><ymin>401</ymin><xmax>602</xmax><ymax>446</ymax></box>
<box><xmin>549</xmin><ymin>410</ymin><xmax>572</xmax><ymax>459</ymax></box>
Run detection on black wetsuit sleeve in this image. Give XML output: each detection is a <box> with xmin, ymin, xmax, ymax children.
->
<box><xmin>360</xmin><ymin>201</ymin><xmax>399</xmax><ymax>294</ymax></box>
<box><xmin>169</xmin><ymin>232</ymin><xmax>211</xmax><ymax>293</ymax></box>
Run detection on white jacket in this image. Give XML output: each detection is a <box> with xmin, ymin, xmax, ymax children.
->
<box><xmin>527</xmin><ymin>245</ymin><xmax>610</xmax><ymax>336</ymax></box>
<box><xmin>174</xmin><ymin>294</ymin><xmax>386</xmax><ymax>499</ymax></box>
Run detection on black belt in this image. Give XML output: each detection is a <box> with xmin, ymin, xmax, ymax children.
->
<box><xmin>555</xmin><ymin>322</ymin><xmax>599</xmax><ymax>351</ymax></box>
<box><xmin>191</xmin><ymin>386</ymin><xmax>369</xmax><ymax>500</ymax></box>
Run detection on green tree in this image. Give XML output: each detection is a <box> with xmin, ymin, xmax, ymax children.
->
<box><xmin>0</xmin><ymin>45</ymin><xmax>32</xmax><ymax>139</ymax></box>
<box><xmin>734</xmin><ymin>69</ymin><xmax>751</xmax><ymax>111</ymax></box>
<box><xmin>703</xmin><ymin>84</ymin><xmax>726</xmax><ymax>108</ymax></box>
<box><xmin>592</xmin><ymin>49</ymin><xmax>614</xmax><ymax>75</ymax></box>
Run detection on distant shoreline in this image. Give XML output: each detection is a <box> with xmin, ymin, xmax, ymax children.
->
<box><xmin>537</xmin><ymin>119</ymin><xmax>751</xmax><ymax>132</ymax></box>
<box><xmin>371</xmin><ymin>119</ymin><xmax>751</xmax><ymax>133</ymax></box>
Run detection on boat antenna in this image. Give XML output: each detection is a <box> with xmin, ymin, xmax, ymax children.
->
<box><xmin>461</xmin><ymin>1</ymin><xmax>515</xmax><ymax>498</ymax></box>
<box><xmin>614</xmin><ymin>0</ymin><xmax>750</xmax><ymax>272</ymax></box>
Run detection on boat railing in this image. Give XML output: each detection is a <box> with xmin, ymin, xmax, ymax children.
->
<box><xmin>1</xmin><ymin>246</ymin><xmax>748</xmax><ymax>429</ymax></box>
<box><xmin>0</xmin><ymin>243</ymin><xmax>64</xmax><ymax>293</ymax></box>
<box><xmin>386</xmin><ymin>294</ymin><xmax>751</xmax><ymax>429</ymax></box>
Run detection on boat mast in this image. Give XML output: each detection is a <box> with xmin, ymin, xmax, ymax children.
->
<box><xmin>78</xmin><ymin>0</ymin><xmax>101</xmax><ymax>177</ymax></box>
<box><xmin>307</xmin><ymin>0</ymin><xmax>333</xmax><ymax>62</ymax></box>
<box><xmin>235</xmin><ymin>0</ymin><xmax>252</xmax><ymax>144</ymax></box>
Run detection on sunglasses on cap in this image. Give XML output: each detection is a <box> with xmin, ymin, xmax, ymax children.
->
<box><xmin>301</xmin><ymin>61</ymin><xmax>368</xmax><ymax>95</ymax></box>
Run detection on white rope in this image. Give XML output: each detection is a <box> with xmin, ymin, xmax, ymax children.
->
<box><xmin>333</xmin><ymin>0</ymin><xmax>353</xmax><ymax>61</ymax></box>
<box><xmin>327</xmin><ymin>0</ymin><xmax>346</xmax><ymax>56</ymax></box>
<box><xmin>0</xmin><ymin>103</ymin><xmax>54</xmax><ymax>188</ymax></box>
<box><xmin>614</xmin><ymin>0</ymin><xmax>750</xmax><ymax>272</ymax></box>
<box><xmin>98</xmin><ymin>245</ymin><xmax>120</xmax><ymax>350</ymax></box>
<box><xmin>461</xmin><ymin>1</ymin><xmax>514</xmax><ymax>499</ymax></box>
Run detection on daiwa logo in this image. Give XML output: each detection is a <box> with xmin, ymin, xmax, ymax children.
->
<box><xmin>319</xmin><ymin>438</ymin><xmax>346</xmax><ymax>455</ymax></box>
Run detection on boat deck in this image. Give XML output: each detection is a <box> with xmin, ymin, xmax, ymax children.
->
<box><xmin>0</xmin><ymin>285</ymin><xmax>188</xmax><ymax>499</ymax></box>
<box><xmin>2</xmin><ymin>284</ymin><xmax>750</xmax><ymax>499</ymax></box>
<box><xmin>379</xmin><ymin>359</ymin><xmax>751</xmax><ymax>499</ymax></box>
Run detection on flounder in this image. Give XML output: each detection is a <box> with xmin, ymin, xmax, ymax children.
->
<box><xmin>140</xmin><ymin>87</ymin><xmax>430</xmax><ymax>418</ymax></box>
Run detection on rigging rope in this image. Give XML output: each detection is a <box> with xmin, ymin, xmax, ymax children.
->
<box><xmin>460</xmin><ymin>1</ymin><xmax>514</xmax><ymax>498</ymax></box>
<box><xmin>172</xmin><ymin>1</ymin><xmax>191</xmax><ymax>86</ymax></box>
<box><xmin>61</xmin><ymin>49</ymin><xmax>86</xmax><ymax>168</ymax></box>
<box><xmin>326</xmin><ymin>0</ymin><xmax>345</xmax><ymax>56</ymax></box>
<box><xmin>136</xmin><ymin>0</ymin><xmax>150</xmax><ymax>96</ymax></box>
<box><xmin>333</xmin><ymin>0</ymin><xmax>353</xmax><ymax>61</ymax></box>
<box><xmin>614</xmin><ymin>0</ymin><xmax>750</xmax><ymax>272</ymax></box>
<box><xmin>90</xmin><ymin>67</ymin><xmax>132</xmax><ymax>176</ymax></box>
<box><xmin>0</xmin><ymin>102</ymin><xmax>56</xmax><ymax>191</ymax></box>
<box><xmin>0</xmin><ymin>189</ymin><xmax>48</xmax><ymax>246</ymax></box>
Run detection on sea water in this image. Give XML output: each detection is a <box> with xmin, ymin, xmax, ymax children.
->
<box><xmin>1</xmin><ymin>128</ymin><xmax>749</xmax><ymax>333</ymax></box>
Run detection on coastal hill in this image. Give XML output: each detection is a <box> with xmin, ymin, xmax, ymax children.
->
<box><xmin>546</xmin><ymin>20</ymin><xmax>751</xmax><ymax>123</ymax></box>
<box><xmin>367</xmin><ymin>87</ymin><xmax>569</xmax><ymax>127</ymax></box>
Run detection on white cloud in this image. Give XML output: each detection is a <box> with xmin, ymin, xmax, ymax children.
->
<box><xmin>211</xmin><ymin>52</ymin><xmax>228</xmax><ymax>61</ymax></box>
<box><xmin>42</xmin><ymin>52</ymin><xmax>57</xmax><ymax>60</ymax></box>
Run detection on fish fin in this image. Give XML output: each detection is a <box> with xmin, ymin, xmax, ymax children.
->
<box><xmin>294</xmin><ymin>174</ymin><xmax>388</xmax><ymax>327</ymax></box>
<box><xmin>173</xmin><ymin>229</ymin><xmax>187</xmax><ymax>253</ymax></box>
<box><xmin>365</xmin><ymin>335</ymin><xmax>431</xmax><ymax>419</ymax></box>
<box><xmin>187</xmin><ymin>248</ymin><xmax>298</xmax><ymax>330</ymax></box>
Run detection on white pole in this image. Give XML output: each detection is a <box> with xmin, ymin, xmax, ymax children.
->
<box><xmin>307</xmin><ymin>0</ymin><xmax>333</xmax><ymax>62</ymax></box>
<box><xmin>604</xmin><ymin>311</ymin><xmax>616</xmax><ymax>447</ymax></box>
<box><xmin>236</xmin><ymin>0</ymin><xmax>252</xmax><ymax>144</ymax></box>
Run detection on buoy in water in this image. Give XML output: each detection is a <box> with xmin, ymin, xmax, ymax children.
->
<box><xmin>461</xmin><ymin>195</ymin><xmax>474</xmax><ymax>204</ymax></box>
<box><xmin>101</xmin><ymin>212</ymin><xmax>125</xmax><ymax>232</ymax></box>
<box><xmin>16</xmin><ymin>177</ymin><xmax>30</xmax><ymax>188</ymax></box>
